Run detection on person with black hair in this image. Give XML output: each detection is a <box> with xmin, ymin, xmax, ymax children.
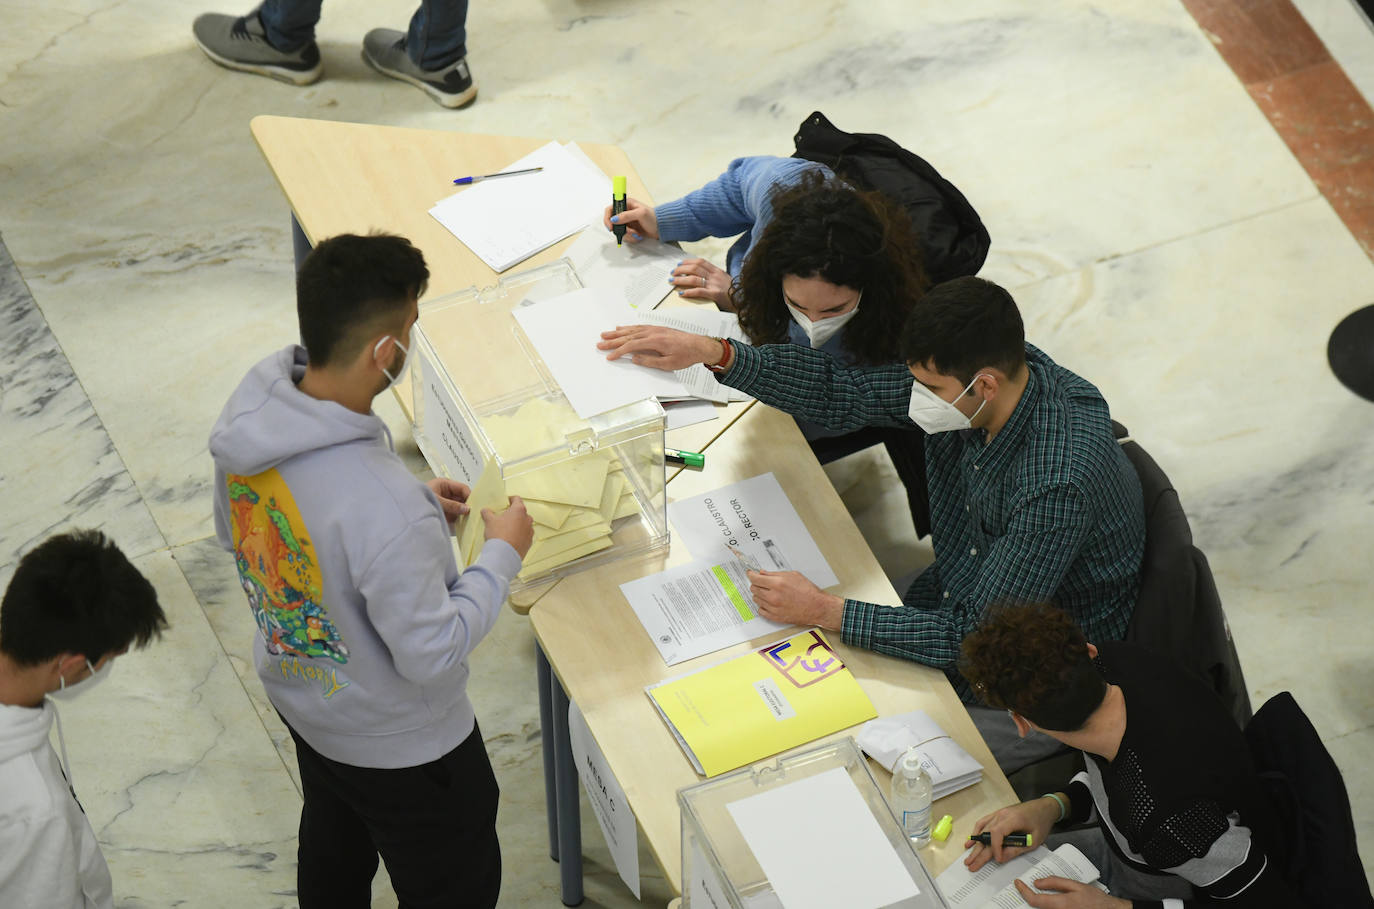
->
<box><xmin>0</xmin><ymin>530</ymin><xmax>167</xmax><ymax>908</ymax></box>
<box><xmin>209</xmin><ymin>232</ymin><xmax>533</xmax><ymax>908</ymax></box>
<box><xmin>600</xmin><ymin>276</ymin><xmax>1143</xmax><ymax>772</ymax></box>
<box><xmin>604</xmin><ymin>157</ymin><xmax>935</xmax><ymax>536</ymax></box>
<box><xmin>958</xmin><ymin>603</ymin><xmax>1295</xmax><ymax>908</ymax></box>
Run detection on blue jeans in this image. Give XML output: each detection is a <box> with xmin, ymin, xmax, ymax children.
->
<box><xmin>259</xmin><ymin>0</ymin><xmax>470</xmax><ymax>69</ymax></box>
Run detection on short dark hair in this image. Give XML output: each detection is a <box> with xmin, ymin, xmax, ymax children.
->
<box><xmin>0</xmin><ymin>530</ymin><xmax>167</xmax><ymax>666</ymax></box>
<box><xmin>297</xmin><ymin>233</ymin><xmax>429</xmax><ymax>367</ymax></box>
<box><xmin>959</xmin><ymin>602</ymin><xmax>1108</xmax><ymax>732</ymax></box>
<box><xmin>732</xmin><ymin>169</ymin><xmax>930</xmax><ymax>365</ymax></box>
<box><xmin>899</xmin><ymin>276</ymin><xmax>1025</xmax><ymax>384</ymax></box>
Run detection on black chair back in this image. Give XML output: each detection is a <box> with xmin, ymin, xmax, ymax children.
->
<box><xmin>1120</xmin><ymin>438</ymin><xmax>1252</xmax><ymax>727</ymax></box>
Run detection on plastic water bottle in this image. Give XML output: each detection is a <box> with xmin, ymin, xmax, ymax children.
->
<box><xmin>890</xmin><ymin>746</ymin><xmax>933</xmax><ymax>846</ymax></box>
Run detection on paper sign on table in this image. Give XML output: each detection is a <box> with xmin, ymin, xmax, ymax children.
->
<box><xmin>568</xmin><ymin>701</ymin><xmax>640</xmax><ymax>898</ymax></box>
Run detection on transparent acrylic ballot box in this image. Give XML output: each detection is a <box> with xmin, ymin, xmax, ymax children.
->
<box><xmin>680</xmin><ymin>737</ymin><xmax>949</xmax><ymax>909</ymax></box>
<box><xmin>409</xmin><ymin>260</ymin><xmax>669</xmax><ymax>594</ymax></box>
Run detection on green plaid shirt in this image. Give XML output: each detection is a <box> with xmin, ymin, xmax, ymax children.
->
<box><xmin>722</xmin><ymin>342</ymin><xmax>1144</xmax><ymax>702</ymax></box>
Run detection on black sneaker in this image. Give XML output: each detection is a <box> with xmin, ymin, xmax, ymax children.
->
<box><xmin>193</xmin><ymin>9</ymin><xmax>322</xmax><ymax>85</ymax></box>
<box><xmin>361</xmin><ymin>29</ymin><xmax>477</xmax><ymax>109</ymax></box>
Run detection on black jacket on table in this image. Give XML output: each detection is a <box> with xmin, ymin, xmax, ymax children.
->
<box><xmin>1060</xmin><ymin>643</ymin><xmax>1297</xmax><ymax>908</ymax></box>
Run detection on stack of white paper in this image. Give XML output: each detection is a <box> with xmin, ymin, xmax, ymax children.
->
<box><xmin>430</xmin><ymin>141</ymin><xmax>610</xmax><ymax>272</ymax></box>
<box><xmin>856</xmin><ymin>710</ymin><xmax>983</xmax><ymax>799</ymax></box>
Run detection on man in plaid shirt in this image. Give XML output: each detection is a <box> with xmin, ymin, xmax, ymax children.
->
<box><xmin>599</xmin><ymin>277</ymin><xmax>1144</xmax><ymax>772</ymax></box>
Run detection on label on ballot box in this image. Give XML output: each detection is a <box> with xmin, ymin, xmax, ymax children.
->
<box><xmin>413</xmin><ymin>349</ymin><xmax>484</xmax><ymax>485</ymax></box>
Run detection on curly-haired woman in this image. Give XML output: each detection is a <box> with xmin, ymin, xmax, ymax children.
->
<box><xmin>604</xmin><ymin>156</ymin><xmax>933</xmax><ymax>535</ymax></box>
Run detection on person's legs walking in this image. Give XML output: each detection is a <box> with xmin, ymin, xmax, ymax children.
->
<box><xmin>361</xmin><ymin>0</ymin><xmax>477</xmax><ymax>108</ymax></box>
<box><xmin>192</xmin><ymin>1</ymin><xmax>323</xmax><ymax>85</ymax></box>
<box><xmin>406</xmin><ymin>0</ymin><xmax>470</xmax><ymax>69</ymax></box>
<box><xmin>257</xmin><ymin>0</ymin><xmax>324</xmax><ymax>52</ymax></box>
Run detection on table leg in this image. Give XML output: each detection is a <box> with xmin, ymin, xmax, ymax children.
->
<box><xmin>291</xmin><ymin>213</ymin><xmax>311</xmax><ymax>272</ymax></box>
<box><xmin>549</xmin><ymin>656</ymin><xmax>585</xmax><ymax>906</ymax></box>
<box><xmin>536</xmin><ymin>645</ymin><xmax>559</xmax><ymax>862</ymax></box>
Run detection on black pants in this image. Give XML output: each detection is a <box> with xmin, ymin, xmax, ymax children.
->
<box><xmin>285</xmin><ymin>718</ymin><xmax>501</xmax><ymax>909</ymax></box>
<box><xmin>808</xmin><ymin>425</ymin><xmax>931</xmax><ymax>538</ymax></box>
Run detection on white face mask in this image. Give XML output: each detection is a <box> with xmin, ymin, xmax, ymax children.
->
<box><xmin>785</xmin><ymin>287</ymin><xmax>862</xmax><ymax>349</ymax></box>
<box><xmin>907</xmin><ymin>373</ymin><xmax>990</xmax><ymax>434</ymax></box>
<box><xmin>375</xmin><ymin>335</ymin><xmax>411</xmax><ymax>390</ymax></box>
<box><xmin>47</xmin><ymin>658</ymin><xmax>113</xmax><ymax>702</ymax></box>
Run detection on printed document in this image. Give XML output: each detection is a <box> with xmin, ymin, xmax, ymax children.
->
<box><xmin>620</xmin><ymin>556</ymin><xmax>790</xmax><ymax>665</ymax></box>
<box><xmin>935</xmin><ymin>843</ymin><xmax>1102</xmax><ymax>907</ymax></box>
<box><xmin>668</xmin><ymin>473</ymin><xmax>838</xmax><ymax>587</ymax></box>
<box><xmin>429</xmin><ymin>141</ymin><xmax>609</xmax><ymax>272</ymax></box>
<box><xmin>726</xmin><ymin>767</ymin><xmax>922</xmax><ymax>909</ymax></box>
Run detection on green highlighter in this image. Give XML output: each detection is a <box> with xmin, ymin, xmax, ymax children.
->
<box><xmin>665</xmin><ymin>447</ymin><xmax>704</xmax><ymax>469</ymax></box>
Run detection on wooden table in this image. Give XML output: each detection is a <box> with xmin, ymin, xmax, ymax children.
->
<box><xmin>249</xmin><ymin>117</ymin><xmax>1014</xmax><ymax>905</ymax></box>
<box><xmin>249</xmin><ymin>115</ymin><xmax>747</xmax><ymax>444</ymax></box>
<box><xmin>530</xmin><ymin>402</ymin><xmax>1017</xmax><ymax>900</ymax></box>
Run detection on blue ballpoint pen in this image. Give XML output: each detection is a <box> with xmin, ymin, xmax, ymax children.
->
<box><xmin>452</xmin><ymin>167</ymin><xmax>544</xmax><ymax>186</ymax></box>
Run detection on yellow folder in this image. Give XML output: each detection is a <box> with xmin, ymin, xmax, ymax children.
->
<box><xmin>647</xmin><ymin>629</ymin><xmax>878</xmax><ymax>777</ymax></box>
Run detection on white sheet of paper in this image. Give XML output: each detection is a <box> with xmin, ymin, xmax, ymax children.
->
<box><xmin>726</xmin><ymin>767</ymin><xmax>920</xmax><ymax>909</ymax></box>
<box><xmin>668</xmin><ymin>472</ymin><xmax>838</xmax><ymax>588</ymax></box>
<box><xmin>511</xmin><ymin>288</ymin><xmax>690</xmax><ymax>418</ymax></box>
<box><xmin>568</xmin><ymin>701</ymin><xmax>639</xmax><ymax>898</ymax></box>
<box><xmin>563</xmin><ymin>228</ymin><xmax>681</xmax><ymax>310</ymax></box>
<box><xmin>663</xmin><ymin>398</ymin><xmax>718</xmax><ymax>431</ymax></box>
<box><xmin>429</xmin><ymin>142</ymin><xmax>609</xmax><ymax>272</ymax></box>
<box><xmin>620</xmin><ymin>557</ymin><xmax>789</xmax><ymax>665</ymax></box>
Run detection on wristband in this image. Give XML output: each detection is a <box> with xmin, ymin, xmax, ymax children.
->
<box><xmin>705</xmin><ymin>338</ymin><xmax>733</xmax><ymax>372</ymax></box>
<box><xmin>1042</xmin><ymin>791</ymin><xmax>1068</xmax><ymax>823</ymax></box>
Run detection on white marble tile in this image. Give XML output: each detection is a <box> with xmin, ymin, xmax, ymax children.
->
<box><xmin>0</xmin><ymin>239</ymin><xmax>165</xmax><ymax>583</ymax></box>
<box><xmin>53</xmin><ymin>549</ymin><xmax>301</xmax><ymax>906</ymax></box>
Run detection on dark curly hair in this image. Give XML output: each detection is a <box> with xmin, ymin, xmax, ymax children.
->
<box><xmin>730</xmin><ymin>170</ymin><xmax>929</xmax><ymax>365</ymax></box>
<box><xmin>959</xmin><ymin>602</ymin><xmax>1107</xmax><ymax>733</ymax></box>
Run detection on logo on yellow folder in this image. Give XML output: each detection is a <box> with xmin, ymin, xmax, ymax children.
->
<box><xmin>761</xmin><ymin>631</ymin><xmax>844</xmax><ymax>688</ymax></box>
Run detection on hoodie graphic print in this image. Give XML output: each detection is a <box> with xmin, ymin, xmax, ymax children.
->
<box><xmin>225</xmin><ymin>469</ymin><xmax>351</xmax><ymax>700</ymax></box>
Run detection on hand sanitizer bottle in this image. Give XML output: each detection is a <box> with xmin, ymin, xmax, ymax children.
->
<box><xmin>890</xmin><ymin>746</ymin><xmax>933</xmax><ymax>846</ymax></box>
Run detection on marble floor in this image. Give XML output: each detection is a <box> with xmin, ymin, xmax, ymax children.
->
<box><xmin>3</xmin><ymin>0</ymin><xmax>1373</xmax><ymax>905</ymax></box>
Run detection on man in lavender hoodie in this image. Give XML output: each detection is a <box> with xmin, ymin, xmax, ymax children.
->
<box><xmin>209</xmin><ymin>233</ymin><xmax>532</xmax><ymax>908</ymax></box>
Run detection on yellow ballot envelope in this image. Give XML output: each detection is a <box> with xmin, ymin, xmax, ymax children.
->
<box><xmin>646</xmin><ymin>629</ymin><xmax>878</xmax><ymax>777</ymax></box>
